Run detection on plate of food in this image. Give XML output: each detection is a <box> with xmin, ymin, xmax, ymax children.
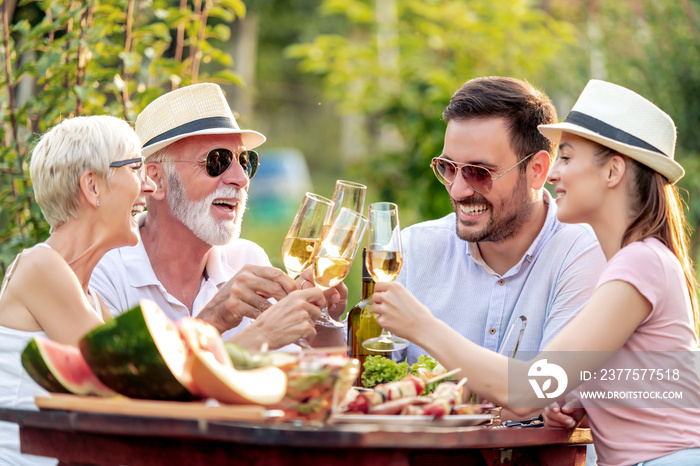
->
<box><xmin>334</xmin><ymin>363</ymin><xmax>499</xmax><ymax>429</ymax></box>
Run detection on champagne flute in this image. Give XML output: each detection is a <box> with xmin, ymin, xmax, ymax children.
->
<box><xmin>281</xmin><ymin>193</ymin><xmax>334</xmax><ymax>279</ymax></box>
<box><xmin>313</xmin><ymin>207</ymin><xmax>368</xmax><ymax>328</ymax></box>
<box><xmin>281</xmin><ymin>193</ymin><xmax>333</xmax><ymax>349</ymax></box>
<box><xmin>326</xmin><ymin>180</ymin><xmax>367</xmax><ymax>227</ymax></box>
<box><xmin>362</xmin><ymin>202</ymin><xmax>409</xmax><ymax>352</ymax></box>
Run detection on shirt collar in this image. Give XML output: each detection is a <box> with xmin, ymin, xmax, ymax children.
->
<box><xmin>204</xmin><ymin>245</ymin><xmax>236</xmax><ymax>286</ymax></box>
<box><xmin>467</xmin><ymin>190</ymin><xmax>558</xmax><ymax>276</ymax></box>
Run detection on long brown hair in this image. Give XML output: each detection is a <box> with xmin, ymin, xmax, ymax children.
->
<box><xmin>598</xmin><ymin>147</ymin><xmax>698</xmax><ymax>328</ymax></box>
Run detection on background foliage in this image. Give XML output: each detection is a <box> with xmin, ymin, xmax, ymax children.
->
<box><xmin>0</xmin><ymin>0</ymin><xmax>246</xmax><ymax>271</ymax></box>
<box><xmin>285</xmin><ymin>0</ymin><xmax>577</xmax><ymax>225</ymax></box>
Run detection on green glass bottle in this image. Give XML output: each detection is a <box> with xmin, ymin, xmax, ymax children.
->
<box><xmin>347</xmin><ymin>248</ymin><xmax>383</xmax><ymax>385</ymax></box>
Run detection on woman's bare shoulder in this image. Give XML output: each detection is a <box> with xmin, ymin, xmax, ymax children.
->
<box><xmin>8</xmin><ymin>245</ymin><xmax>103</xmax><ymax>344</ymax></box>
<box><xmin>10</xmin><ymin>245</ymin><xmax>81</xmax><ymax>295</ymax></box>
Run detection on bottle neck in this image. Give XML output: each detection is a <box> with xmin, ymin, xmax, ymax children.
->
<box><xmin>360</xmin><ymin>279</ymin><xmax>375</xmax><ymax>300</ymax></box>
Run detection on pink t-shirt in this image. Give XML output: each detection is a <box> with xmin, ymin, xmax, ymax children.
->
<box><xmin>577</xmin><ymin>238</ymin><xmax>700</xmax><ymax>466</ymax></box>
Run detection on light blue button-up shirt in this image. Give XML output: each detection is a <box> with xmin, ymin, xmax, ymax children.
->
<box><xmin>398</xmin><ymin>191</ymin><xmax>606</xmax><ymax>365</ymax></box>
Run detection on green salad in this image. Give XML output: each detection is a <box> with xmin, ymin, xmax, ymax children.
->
<box><xmin>361</xmin><ymin>355</ymin><xmax>409</xmax><ymax>388</ymax></box>
<box><xmin>360</xmin><ymin>354</ymin><xmax>448</xmax><ymax>394</ymax></box>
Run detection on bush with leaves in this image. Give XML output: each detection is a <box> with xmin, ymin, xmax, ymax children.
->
<box><xmin>0</xmin><ymin>0</ymin><xmax>246</xmax><ymax>273</ymax></box>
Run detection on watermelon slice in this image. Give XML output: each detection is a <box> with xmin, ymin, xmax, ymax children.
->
<box><xmin>21</xmin><ymin>337</ymin><xmax>116</xmax><ymax>396</ymax></box>
<box><xmin>79</xmin><ymin>299</ymin><xmax>197</xmax><ymax>401</ymax></box>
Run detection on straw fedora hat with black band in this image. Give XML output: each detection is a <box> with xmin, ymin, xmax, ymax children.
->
<box><xmin>538</xmin><ymin>79</ymin><xmax>684</xmax><ymax>184</ymax></box>
<box><xmin>136</xmin><ymin>83</ymin><xmax>266</xmax><ymax>159</ymax></box>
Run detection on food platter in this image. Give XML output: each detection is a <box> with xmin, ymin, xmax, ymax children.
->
<box><xmin>329</xmin><ymin>413</ymin><xmax>495</xmax><ymax>427</ymax></box>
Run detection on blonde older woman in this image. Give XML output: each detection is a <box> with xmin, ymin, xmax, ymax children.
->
<box><xmin>0</xmin><ymin>115</ymin><xmax>156</xmax><ymax>465</ymax></box>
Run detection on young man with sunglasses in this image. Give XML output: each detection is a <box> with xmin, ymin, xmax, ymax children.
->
<box><xmin>90</xmin><ymin>83</ymin><xmax>346</xmax><ymax>350</ymax></box>
<box><xmin>397</xmin><ymin>77</ymin><xmax>606</xmax><ymax>365</ymax></box>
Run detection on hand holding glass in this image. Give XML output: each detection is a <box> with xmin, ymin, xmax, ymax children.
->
<box><xmin>362</xmin><ymin>202</ymin><xmax>409</xmax><ymax>351</ymax></box>
<box><xmin>281</xmin><ymin>193</ymin><xmax>334</xmax><ymax>279</ymax></box>
<box><xmin>312</xmin><ymin>207</ymin><xmax>367</xmax><ymax>328</ymax></box>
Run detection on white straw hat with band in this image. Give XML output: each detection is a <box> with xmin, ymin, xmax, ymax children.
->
<box><xmin>538</xmin><ymin>79</ymin><xmax>684</xmax><ymax>184</ymax></box>
<box><xmin>135</xmin><ymin>83</ymin><xmax>266</xmax><ymax>159</ymax></box>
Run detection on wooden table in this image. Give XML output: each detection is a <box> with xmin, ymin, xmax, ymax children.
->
<box><xmin>1</xmin><ymin>406</ymin><xmax>592</xmax><ymax>466</ymax></box>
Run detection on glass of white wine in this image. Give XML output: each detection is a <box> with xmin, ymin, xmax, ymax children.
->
<box><xmin>325</xmin><ymin>180</ymin><xmax>366</xmax><ymax>228</ymax></box>
<box><xmin>281</xmin><ymin>193</ymin><xmax>334</xmax><ymax>279</ymax></box>
<box><xmin>362</xmin><ymin>202</ymin><xmax>409</xmax><ymax>352</ymax></box>
<box><xmin>312</xmin><ymin>207</ymin><xmax>367</xmax><ymax>328</ymax></box>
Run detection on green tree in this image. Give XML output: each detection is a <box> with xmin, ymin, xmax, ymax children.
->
<box><xmin>247</xmin><ymin>0</ymin><xmax>348</xmax><ymax>178</ymax></box>
<box><xmin>285</xmin><ymin>0</ymin><xmax>577</xmax><ymax>225</ymax></box>
<box><xmin>0</xmin><ymin>0</ymin><xmax>246</xmax><ymax>272</ymax></box>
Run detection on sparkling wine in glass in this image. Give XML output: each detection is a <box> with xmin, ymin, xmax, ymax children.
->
<box><xmin>313</xmin><ymin>207</ymin><xmax>367</xmax><ymax>328</ymax></box>
<box><xmin>325</xmin><ymin>180</ymin><xmax>367</xmax><ymax>231</ymax></box>
<box><xmin>362</xmin><ymin>202</ymin><xmax>409</xmax><ymax>352</ymax></box>
<box><xmin>281</xmin><ymin>193</ymin><xmax>334</xmax><ymax>279</ymax></box>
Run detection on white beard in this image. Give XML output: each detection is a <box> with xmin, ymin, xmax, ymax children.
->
<box><xmin>165</xmin><ymin>167</ymin><xmax>246</xmax><ymax>246</ymax></box>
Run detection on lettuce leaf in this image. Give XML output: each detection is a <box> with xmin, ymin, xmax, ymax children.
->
<box><xmin>410</xmin><ymin>355</ymin><xmax>439</xmax><ymax>374</ymax></box>
<box><xmin>411</xmin><ymin>355</ymin><xmax>443</xmax><ymax>394</ymax></box>
<box><xmin>361</xmin><ymin>355</ymin><xmax>409</xmax><ymax>388</ymax></box>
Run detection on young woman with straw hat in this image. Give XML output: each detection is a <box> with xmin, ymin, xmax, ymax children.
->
<box><xmin>371</xmin><ymin>80</ymin><xmax>700</xmax><ymax>466</ymax></box>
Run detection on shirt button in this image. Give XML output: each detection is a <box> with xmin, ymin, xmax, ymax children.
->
<box><xmin>489</xmin><ymin>327</ymin><xmax>496</xmax><ymax>335</ymax></box>
<box><xmin>498</xmin><ymin>279</ymin><xmax>505</xmax><ymax>286</ymax></box>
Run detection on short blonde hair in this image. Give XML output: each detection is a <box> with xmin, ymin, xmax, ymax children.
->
<box><xmin>29</xmin><ymin>115</ymin><xmax>141</xmax><ymax>231</ymax></box>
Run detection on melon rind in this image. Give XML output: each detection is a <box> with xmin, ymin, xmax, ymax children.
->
<box><xmin>79</xmin><ymin>300</ymin><xmax>195</xmax><ymax>401</ymax></box>
<box><xmin>21</xmin><ymin>338</ymin><xmax>72</xmax><ymax>394</ymax></box>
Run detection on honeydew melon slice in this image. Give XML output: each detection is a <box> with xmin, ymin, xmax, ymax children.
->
<box><xmin>190</xmin><ymin>350</ymin><xmax>287</xmax><ymax>405</ymax></box>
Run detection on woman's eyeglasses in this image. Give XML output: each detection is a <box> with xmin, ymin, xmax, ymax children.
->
<box><xmin>430</xmin><ymin>152</ymin><xmax>535</xmax><ymax>194</ymax></box>
<box><xmin>110</xmin><ymin>157</ymin><xmax>146</xmax><ymax>181</ymax></box>
<box><xmin>172</xmin><ymin>148</ymin><xmax>259</xmax><ymax>179</ymax></box>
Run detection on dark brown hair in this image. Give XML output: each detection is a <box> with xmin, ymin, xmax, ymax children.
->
<box><xmin>596</xmin><ymin>147</ymin><xmax>698</xmax><ymax>327</ymax></box>
<box><xmin>442</xmin><ymin>76</ymin><xmax>558</xmax><ymax>171</ymax></box>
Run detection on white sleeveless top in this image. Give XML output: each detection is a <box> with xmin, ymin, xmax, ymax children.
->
<box><xmin>0</xmin><ymin>243</ymin><xmax>88</xmax><ymax>466</ymax></box>
<box><xmin>0</xmin><ymin>326</ymin><xmax>55</xmax><ymax>466</ymax></box>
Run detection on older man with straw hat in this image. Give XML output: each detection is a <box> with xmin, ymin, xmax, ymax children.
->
<box><xmin>90</xmin><ymin>83</ymin><xmax>346</xmax><ymax>350</ymax></box>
